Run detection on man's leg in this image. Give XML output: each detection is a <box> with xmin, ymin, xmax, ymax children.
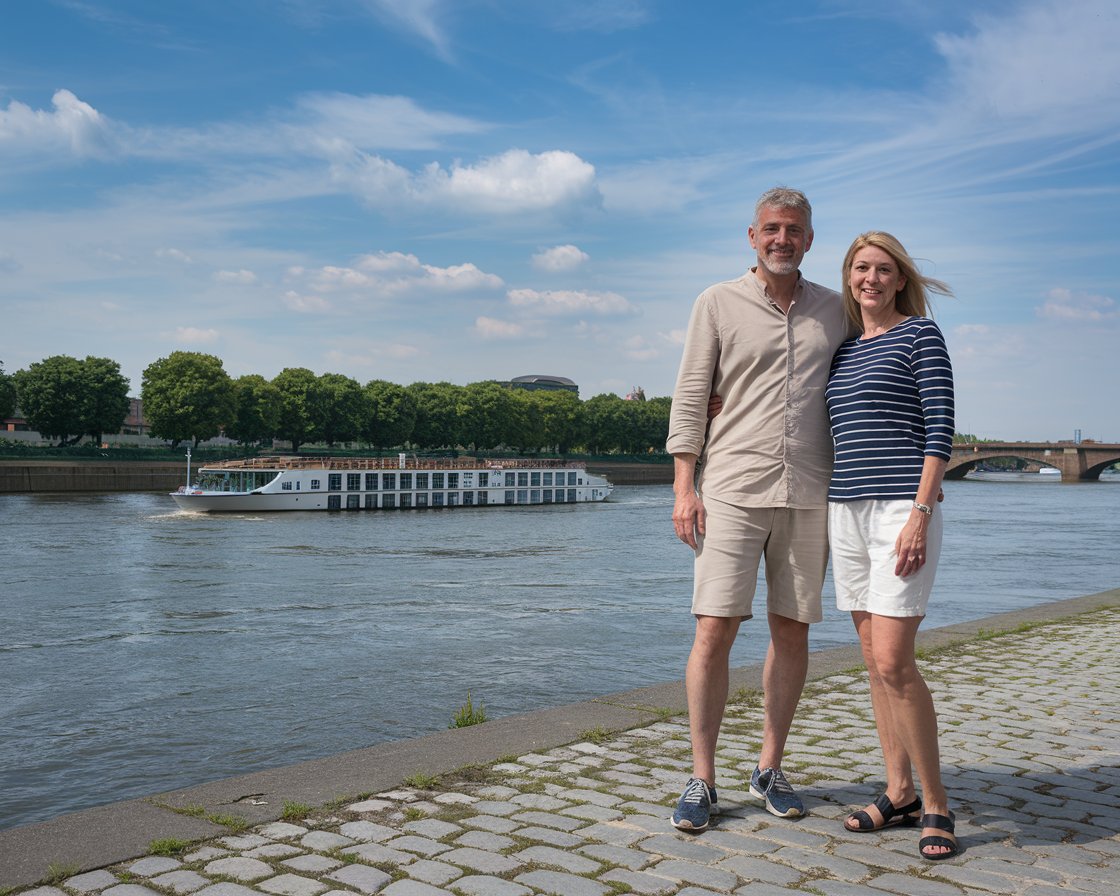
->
<box><xmin>686</xmin><ymin>614</ymin><xmax>742</xmax><ymax>785</ymax></box>
<box><xmin>758</xmin><ymin>611</ymin><xmax>809</xmax><ymax>771</ymax></box>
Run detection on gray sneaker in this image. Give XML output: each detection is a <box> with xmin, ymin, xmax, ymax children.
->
<box><xmin>750</xmin><ymin>766</ymin><xmax>805</xmax><ymax>818</ymax></box>
<box><xmin>671</xmin><ymin>777</ymin><xmax>719</xmax><ymax>831</ymax></box>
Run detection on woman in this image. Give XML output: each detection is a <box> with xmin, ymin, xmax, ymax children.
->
<box><xmin>825</xmin><ymin>231</ymin><xmax>958</xmax><ymax>861</ymax></box>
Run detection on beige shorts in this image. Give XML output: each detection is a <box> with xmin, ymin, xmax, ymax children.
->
<box><xmin>692</xmin><ymin>496</ymin><xmax>828</xmax><ymax>623</ymax></box>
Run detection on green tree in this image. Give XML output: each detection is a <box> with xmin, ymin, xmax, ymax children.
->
<box><xmin>363</xmin><ymin>380</ymin><xmax>416</xmax><ymax>450</ymax></box>
<box><xmin>141</xmin><ymin>351</ymin><xmax>236</xmax><ymax>448</ymax></box>
<box><xmin>311</xmin><ymin>373</ymin><xmax>367</xmax><ymax>447</ymax></box>
<box><xmin>79</xmin><ymin>356</ymin><xmax>131</xmax><ymax>444</ymax></box>
<box><xmin>272</xmin><ymin>367</ymin><xmax>318</xmax><ymax>452</ymax></box>
<box><xmin>227</xmin><ymin>374</ymin><xmax>282</xmax><ymax>446</ymax></box>
<box><xmin>508</xmin><ymin>388</ymin><xmax>544</xmax><ymax>453</ymax></box>
<box><xmin>531</xmin><ymin>389</ymin><xmax>581</xmax><ymax>453</ymax></box>
<box><xmin>460</xmin><ymin>381</ymin><xmax>516</xmax><ymax>450</ymax></box>
<box><xmin>13</xmin><ymin>355</ymin><xmax>87</xmax><ymax>445</ymax></box>
<box><xmin>407</xmin><ymin>381</ymin><xmax>464</xmax><ymax>449</ymax></box>
<box><xmin>579</xmin><ymin>393</ymin><xmax>629</xmax><ymax>453</ymax></box>
<box><xmin>0</xmin><ymin>361</ymin><xmax>17</xmax><ymax>421</ymax></box>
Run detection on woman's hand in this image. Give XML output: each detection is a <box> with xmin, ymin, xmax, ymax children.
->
<box><xmin>894</xmin><ymin>510</ymin><xmax>929</xmax><ymax>577</ymax></box>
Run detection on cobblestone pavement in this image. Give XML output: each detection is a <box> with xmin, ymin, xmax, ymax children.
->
<box><xmin>16</xmin><ymin>608</ymin><xmax>1120</xmax><ymax>896</ymax></box>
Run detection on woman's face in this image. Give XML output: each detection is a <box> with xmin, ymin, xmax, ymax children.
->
<box><xmin>849</xmin><ymin>245</ymin><xmax>907</xmax><ymax>318</ymax></box>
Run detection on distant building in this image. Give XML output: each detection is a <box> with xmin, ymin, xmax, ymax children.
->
<box><xmin>624</xmin><ymin>386</ymin><xmax>646</xmax><ymax>401</ymax></box>
<box><xmin>119</xmin><ymin>398</ymin><xmax>149</xmax><ymax>436</ymax></box>
<box><xmin>505</xmin><ymin>375</ymin><xmax>579</xmax><ymax>396</ymax></box>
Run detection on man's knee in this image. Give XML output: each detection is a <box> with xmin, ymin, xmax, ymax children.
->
<box><xmin>693</xmin><ymin>614</ymin><xmax>741</xmax><ymax>656</ymax></box>
<box><xmin>768</xmin><ymin>612</ymin><xmax>810</xmax><ymax>649</ymax></box>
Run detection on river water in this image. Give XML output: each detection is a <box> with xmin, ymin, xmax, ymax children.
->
<box><xmin>2</xmin><ymin>476</ymin><xmax>1118</xmax><ymax>830</ymax></box>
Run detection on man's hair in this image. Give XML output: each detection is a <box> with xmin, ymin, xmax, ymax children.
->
<box><xmin>753</xmin><ymin>187</ymin><xmax>813</xmax><ymax>231</ymax></box>
<box><xmin>840</xmin><ymin>230</ymin><xmax>953</xmax><ymax>330</ymax></box>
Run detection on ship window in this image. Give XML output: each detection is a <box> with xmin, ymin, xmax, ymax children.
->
<box><xmin>296</xmin><ymin>480</ymin><xmax>300</xmax><ymax>490</ymax></box>
<box><xmin>463</xmin><ymin>491</ymin><xmax>474</xmax><ymax>506</ymax></box>
<box><xmin>568</xmin><ymin>488</ymin><xmax>576</xmax><ymax>501</ymax></box>
<box><xmin>462</xmin><ymin>472</ymin><xmax>474</xmax><ymax>487</ymax></box>
<box><xmin>400</xmin><ymin>473</ymin><xmax>412</xmax><ymax>489</ymax></box>
<box><xmin>433</xmin><ymin>472</ymin><xmax>445</xmax><ymax>488</ymax></box>
<box><xmin>365</xmin><ymin>473</ymin><xmax>377</xmax><ymax>490</ymax></box>
<box><xmin>478</xmin><ymin>472</ymin><xmax>489</xmax><ymax>487</ymax></box>
<box><xmin>531</xmin><ymin>472</ymin><xmax>540</xmax><ymax>486</ymax></box>
<box><xmin>432</xmin><ymin>493</ymin><xmax>444</xmax><ymax>507</ymax></box>
<box><xmin>517</xmin><ymin>489</ymin><xmax>528</xmax><ymax>503</ymax></box>
<box><xmin>416</xmin><ymin>493</ymin><xmax>428</xmax><ymax>508</ymax></box>
<box><xmin>310</xmin><ymin>479</ymin><xmax>321</xmax><ymax>490</ymax></box>
<box><xmin>365</xmin><ymin>494</ymin><xmax>377</xmax><ymax>509</ymax></box>
<box><xmin>505</xmin><ymin>472</ymin><xmax>515</xmax><ymax>487</ymax></box>
<box><xmin>382</xmin><ymin>494</ymin><xmax>396</xmax><ymax>509</ymax></box>
<box><xmin>282</xmin><ymin>481</ymin><xmax>293</xmax><ymax>491</ymax></box>
<box><xmin>448</xmin><ymin>472</ymin><xmax>459</xmax><ymax>488</ymax></box>
<box><xmin>448</xmin><ymin>492</ymin><xmax>459</xmax><ymax>506</ymax></box>
<box><xmin>346</xmin><ymin>494</ymin><xmax>360</xmax><ymax>509</ymax></box>
<box><xmin>555</xmin><ymin>488</ymin><xmax>565</xmax><ymax>503</ymax></box>
<box><xmin>400</xmin><ymin>493</ymin><xmax>412</xmax><ymax>508</ymax></box>
<box><xmin>543</xmin><ymin>489</ymin><xmax>552</xmax><ymax>503</ymax></box>
<box><xmin>517</xmin><ymin>472</ymin><xmax>528</xmax><ymax>487</ymax></box>
<box><xmin>504</xmin><ymin>490</ymin><xmax>515</xmax><ymax>504</ymax></box>
<box><xmin>328</xmin><ymin>474</ymin><xmax>342</xmax><ymax>491</ymax></box>
<box><xmin>382</xmin><ymin>473</ymin><xmax>396</xmax><ymax>490</ymax></box>
<box><xmin>328</xmin><ymin>495</ymin><xmax>341</xmax><ymax>510</ymax></box>
<box><xmin>478</xmin><ymin>491</ymin><xmax>488</xmax><ymax>505</ymax></box>
<box><xmin>347</xmin><ymin>473</ymin><xmax>361</xmax><ymax>491</ymax></box>
<box><xmin>416</xmin><ymin>472</ymin><xmax>429</xmax><ymax>489</ymax></box>
<box><xmin>530</xmin><ymin>489</ymin><xmax>540</xmax><ymax>503</ymax></box>
<box><xmin>543</xmin><ymin>472</ymin><xmax>553</xmax><ymax>486</ymax></box>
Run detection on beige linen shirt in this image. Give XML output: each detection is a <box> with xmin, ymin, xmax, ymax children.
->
<box><xmin>666</xmin><ymin>270</ymin><xmax>851</xmax><ymax>508</ymax></box>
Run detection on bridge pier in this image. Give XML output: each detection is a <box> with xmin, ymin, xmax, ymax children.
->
<box><xmin>947</xmin><ymin>442</ymin><xmax>1120</xmax><ymax>482</ymax></box>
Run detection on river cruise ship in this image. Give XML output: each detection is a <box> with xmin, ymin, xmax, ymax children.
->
<box><xmin>171</xmin><ymin>455</ymin><xmax>613</xmax><ymax>512</ymax></box>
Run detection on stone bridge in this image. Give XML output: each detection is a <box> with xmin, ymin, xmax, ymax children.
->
<box><xmin>947</xmin><ymin>442</ymin><xmax>1120</xmax><ymax>483</ymax></box>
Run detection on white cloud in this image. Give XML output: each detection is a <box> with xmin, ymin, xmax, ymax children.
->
<box><xmin>293</xmin><ymin>93</ymin><xmax>485</xmax><ymax>151</ymax></box>
<box><xmin>174</xmin><ymin>326</ymin><xmax>219</xmax><ymax>343</ymax></box>
<box><xmin>283</xmin><ymin>291</ymin><xmax>331</xmax><ymax>313</ymax></box>
<box><xmin>623</xmin><ymin>335</ymin><xmax>658</xmax><ymax>361</ymax></box>
<box><xmin>214</xmin><ymin>269</ymin><xmax>258</xmax><ymax>284</ymax></box>
<box><xmin>364</xmin><ymin>0</ymin><xmax>453</xmax><ymax>61</ymax></box>
<box><xmin>474</xmin><ymin>316</ymin><xmax>525</xmax><ymax>339</ymax></box>
<box><xmin>1037</xmin><ymin>287</ymin><xmax>1118</xmax><ymax>322</ymax></box>
<box><xmin>297</xmin><ymin>251</ymin><xmax>503</xmax><ymax>296</ymax></box>
<box><xmin>0</xmin><ymin>89</ymin><xmax>110</xmax><ymax>157</ymax></box>
<box><xmin>156</xmin><ymin>247</ymin><xmax>193</xmax><ymax>263</ymax></box>
<box><xmin>508</xmin><ymin>288</ymin><xmax>636</xmax><ymax>316</ymax></box>
<box><xmin>532</xmin><ymin>244</ymin><xmax>589</xmax><ymax>272</ymax></box>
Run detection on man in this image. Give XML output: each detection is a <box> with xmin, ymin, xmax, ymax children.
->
<box><xmin>666</xmin><ymin>187</ymin><xmax>850</xmax><ymax>831</ymax></box>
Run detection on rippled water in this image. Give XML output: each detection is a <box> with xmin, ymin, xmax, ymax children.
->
<box><xmin>2</xmin><ymin>477</ymin><xmax>1117</xmax><ymax>829</ymax></box>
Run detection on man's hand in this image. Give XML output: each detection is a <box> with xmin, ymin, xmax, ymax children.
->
<box><xmin>673</xmin><ymin>489</ymin><xmax>706</xmax><ymax>550</ymax></box>
<box><xmin>707</xmin><ymin>393</ymin><xmax>723</xmax><ymax>420</ymax></box>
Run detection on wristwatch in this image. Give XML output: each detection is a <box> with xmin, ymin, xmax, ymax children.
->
<box><xmin>913</xmin><ymin>501</ymin><xmax>933</xmax><ymax>515</ymax></box>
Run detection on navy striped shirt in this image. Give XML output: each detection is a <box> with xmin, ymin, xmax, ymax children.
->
<box><xmin>826</xmin><ymin>317</ymin><xmax>954</xmax><ymax>502</ymax></box>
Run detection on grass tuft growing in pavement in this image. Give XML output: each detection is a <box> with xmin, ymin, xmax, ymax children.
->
<box><xmin>450</xmin><ymin>690</ymin><xmax>487</xmax><ymax>728</ymax></box>
<box><xmin>44</xmin><ymin>863</ymin><xmax>81</xmax><ymax>885</ymax></box>
<box><xmin>404</xmin><ymin>771</ymin><xmax>441</xmax><ymax>789</ymax></box>
<box><xmin>149</xmin><ymin>837</ymin><xmax>191</xmax><ymax>857</ymax></box>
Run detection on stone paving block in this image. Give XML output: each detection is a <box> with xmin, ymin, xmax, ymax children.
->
<box><xmin>644</xmin><ymin>859</ymin><xmax>739</xmax><ymax>891</ymax></box>
<box><xmin>339</xmin><ymin>820</ymin><xmax>399</xmax><ymax>842</ymax></box>
<box><xmin>564</xmin><ymin>803</ymin><xmax>625</xmax><ymax>822</ymax></box>
<box><xmin>18</xmin><ymin>890</ymin><xmax>66</xmax><ymax>896</ymax></box>
<box><xmin>693</xmin><ymin>830</ymin><xmax>774</xmax><ymax>855</ymax></box>
<box><xmin>466</xmin><ymin>800</ymin><xmax>518</xmax><ymax>816</ymax></box>
<box><xmin>65</xmin><ymin>870</ymin><xmax>120</xmax><ymax>892</ymax></box>
<box><xmin>387</xmin><ymin>835</ymin><xmax>451</xmax><ymax>856</ymax></box>
<box><xmin>461</xmin><ymin>814</ymin><xmax>519</xmax><ymax>833</ymax></box>
<box><xmin>258</xmin><ymin>822</ymin><xmax>309</xmax><ymax>839</ymax></box>
<box><xmin>323</xmin><ymin>863</ymin><xmax>393</xmax><ymax>894</ymax></box>
<box><xmin>509</xmin><ymin>793</ymin><xmax>570</xmax><ymax>811</ymax></box>
<box><xmin>340</xmin><ymin>842</ymin><xmax>414</xmax><ymax>865</ymax></box>
<box><xmin>578</xmin><ymin>842</ymin><xmax>653</xmax><ymax>870</ymax></box>
<box><xmin>863</xmin><ymin>873</ymin><xmax>964</xmax><ymax>895</ymax></box>
<box><xmin>577</xmin><ymin>821</ymin><xmax>647</xmax><ymax>846</ymax></box>
<box><xmin>193</xmin><ymin>885</ymin><xmax>262</xmax><ymax>896</ymax></box>
<box><xmin>717</xmin><ymin>854</ymin><xmax>801</xmax><ymax>885</ymax></box>
<box><xmin>513</xmin><ymin>869</ymin><xmax>610</xmax><ymax>896</ymax></box>
<box><xmin>126</xmin><ymin>857</ymin><xmax>182</xmax><ymax>877</ymax></box>
<box><xmin>282</xmin><ymin>854</ymin><xmax>343</xmax><ymax>873</ymax></box>
<box><xmin>245</xmin><ymin>843</ymin><xmax>304</xmax><ymax>859</ymax></box>
<box><xmin>203</xmin><ymin>857</ymin><xmax>275</xmax><ymax>882</ymax></box>
<box><xmin>511</xmin><ymin>809</ymin><xmax>586</xmax><ymax>830</ymax></box>
<box><xmin>257</xmin><ymin>873</ymin><xmax>329</xmax><ymax>896</ymax></box>
<box><xmin>379</xmin><ymin>881</ymin><xmax>449</xmax><ymax>896</ymax></box>
<box><xmin>732</xmin><ymin>882</ymin><xmax>808</xmax><ymax>895</ymax></box>
<box><xmin>599</xmin><ymin>868</ymin><xmax>677</xmax><ymax>895</ymax></box>
<box><xmin>749</xmin><ymin>824</ymin><xmax>831</xmax><ymax>850</ymax></box>
<box><xmin>437</xmin><ymin>847</ymin><xmax>522</xmax><ymax>875</ymax></box>
<box><xmin>968</xmin><ymin>857</ymin><xmax>1064</xmax><ymax>884</ymax></box>
<box><xmin>404</xmin><ymin>859</ymin><xmax>461</xmax><ymax>886</ymax></box>
<box><xmin>511</xmin><ymin>824</ymin><xmax>584</xmax><ymax>847</ymax></box>
<box><xmin>148</xmin><ymin>870</ymin><xmax>211</xmax><ymax>894</ymax></box>
<box><xmin>452</xmin><ymin>829</ymin><xmax>515</xmax><ymax>851</ymax></box>
<box><xmin>810</xmin><ymin>882</ymin><xmax>900</xmax><ymax>896</ymax></box>
<box><xmin>451</xmin><ymin>876</ymin><xmax>532</xmax><ymax>896</ymax></box>
<box><xmin>347</xmin><ymin>799</ymin><xmax>394</xmax><ymax>813</ymax></box>
<box><xmin>183</xmin><ymin>846</ymin><xmax>230</xmax><ymax>863</ymax></box>
<box><xmin>770</xmin><ymin>845</ymin><xmax>870</xmax><ymax>882</ymax></box>
<box><xmin>301</xmin><ymin>830</ymin><xmax>356</xmax><ymax>851</ymax></box>
<box><xmin>639</xmin><ymin>832</ymin><xmax>729</xmax><ymax>862</ymax></box>
<box><xmin>555</xmin><ymin>787</ymin><xmax>624</xmax><ymax>807</ymax></box>
<box><xmin>102</xmin><ymin>886</ymin><xmax>162</xmax><ymax>896</ymax></box>
<box><xmin>402</xmin><ymin>819</ymin><xmax>462</xmax><ymax>839</ymax></box>
<box><xmin>832</xmin><ymin>841</ymin><xmax>923</xmax><ymax>873</ymax></box>
<box><xmin>514</xmin><ymin>844</ymin><xmax>600</xmax><ymax>874</ymax></box>
<box><xmin>218</xmin><ymin>834</ymin><xmax>272</xmax><ymax>850</ymax></box>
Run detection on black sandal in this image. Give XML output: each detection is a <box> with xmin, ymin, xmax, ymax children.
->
<box><xmin>919</xmin><ymin>811</ymin><xmax>959</xmax><ymax>861</ymax></box>
<box><xmin>843</xmin><ymin>793</ymin><xmax>922</xmax><ymax>832</ymax></box>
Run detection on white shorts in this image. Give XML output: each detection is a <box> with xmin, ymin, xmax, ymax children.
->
<box><xmin>693</xmin><ymin>496</ymin><xmax>828</xmax><ymax>623</ymax></box>
<box><xmin>828</xmin><ymin>500</ymin><xmax>942</xmax><ymax>618</ymax></box>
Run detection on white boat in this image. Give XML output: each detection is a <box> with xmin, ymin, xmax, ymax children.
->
<box><xmin>171</xmin><ymin>454</ymin><xmax>613</xmax><ymax>512</ymax></box>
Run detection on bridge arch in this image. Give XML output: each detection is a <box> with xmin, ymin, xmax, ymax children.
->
<box><xmin>947</xmin><ymin>443</ymin><xmax>1120</xmax><ymax>482</ymax></box>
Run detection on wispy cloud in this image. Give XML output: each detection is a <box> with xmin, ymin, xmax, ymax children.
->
<box><xmin>532</xmin><ymin>244</ymin><xmax>589</xmax><ymax>272</ymax></box>
<box><xmin>290</xmin><ymin>251</ymin><xmax>503</xmax><ymax>297</ymax></box>
<box><xmin>507</xmin><ymin>288</ymin><xmax>636</xmax><ymax>316</ymax></box>
<box><xmin>1037</xmin><ymin>288</ymin><xmax>1118</xmax><ymax>322</ymax></box>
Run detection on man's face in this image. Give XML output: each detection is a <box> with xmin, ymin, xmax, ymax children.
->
<box><xmin>748</xmin><ymin>206</ymin><xmax>813</xmax><ymax>276</ymax></box>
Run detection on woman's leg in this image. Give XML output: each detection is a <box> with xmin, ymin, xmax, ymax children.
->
<box><xmin>867</xmin><ymin>613</ymin><xmax>955</xmax><ymax>855</ymax></box>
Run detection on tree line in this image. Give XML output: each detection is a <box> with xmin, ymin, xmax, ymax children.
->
<box><xmin>1</xmin><ymin>353</ymin><xmax>671</xmax><ymax>455</ymax></box>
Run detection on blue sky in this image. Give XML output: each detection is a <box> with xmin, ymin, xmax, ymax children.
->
<box><xmin>1</xmin><ymin>0</ymin><xmax>1117</xmax><ymax>441</ymax></box>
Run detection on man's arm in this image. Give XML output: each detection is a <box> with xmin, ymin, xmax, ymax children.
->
<box><xmin>672</xmin><ymin>453</ymin><xmax>705</xmax><ymax>550</ymax></box>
